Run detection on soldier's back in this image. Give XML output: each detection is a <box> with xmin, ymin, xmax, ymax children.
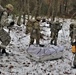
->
<box><xmin>33</xmin><ymin>21</ymin><xmax>40</xmax><ymax>30</ymax></box>
<box><xmin>26</xmin><ymin>20</ymin><xmax>33</xmax><ymax>34</ymax></box>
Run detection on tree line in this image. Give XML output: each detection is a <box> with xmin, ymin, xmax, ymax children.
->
<box><xmin>0</xmin><ymin>0</ymin><xmax>76</xmax><ymax>21</ymax></box>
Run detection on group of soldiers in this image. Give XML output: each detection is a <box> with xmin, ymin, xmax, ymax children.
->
<box><xmin>0</xmin><ymin>3</ymin><xmax>76</xmax><ymax>68</ymax></box>
<box><xmin>26</xmin><ymin>17</ymin><xmax>76</xmax><ymax>68</ymax></box>
<box><xmin>0</xmin><ymin>3</ymin><xmax>63</xmax><ymax>56</ymax></box>
<box><xmin>26</xmin><ymin>17</ymin><xmax>62</xmax><ymax>46</ymax></box>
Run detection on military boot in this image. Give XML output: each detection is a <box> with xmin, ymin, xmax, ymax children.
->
<box><xmin>2</xmin><ymin>49</ymin><xmax>9</xmax><ymax>56</ymax></box>
<box><xmin>73</xmin><ymin>53</ymin><xmax>76</xmax><ymax>68</ymax></box>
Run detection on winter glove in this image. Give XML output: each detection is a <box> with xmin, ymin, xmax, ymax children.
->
<box><xmin>9</xmin><ymin>21</ymin><xmax>15</xmax><ymax>26</ymax></box>
<box><xmin>7</xmin><ymin>21</ymin><xmax>15</xmax><ymax>31</ymax></box>
<box><xmin>7</xmin><ymin>21</ymin><xmax>14</xmax><ymax>28</ymax></box>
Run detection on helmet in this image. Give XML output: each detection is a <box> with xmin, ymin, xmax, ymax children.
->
<box><xmin>6</xmin><ymin>4</ymin><xmax>14</xmax><ymax>11</ymax></box>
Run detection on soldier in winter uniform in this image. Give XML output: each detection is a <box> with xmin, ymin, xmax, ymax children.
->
<box><xmin>29</xmin><ymin>17</ymin><xmax>41</xmax><ymax>46</ymax></box>
<box><xmin>70</xmin><ymin>23</ymin><xmax>76</xmax><ymax>68</ymax></box>
<box><xmin>50</xmin><ymin>21</ymin><xmax>62</xmax><ymax>45</ymax></box>
<box><xmin>0</xmin><ymin>4</ymin><xmax>14</xmax><ymax>56</ymax></box>
<box><xmin>69</xmin><ymin>23</ymin><xmax>76</xmax><ymax>44</ymax></box>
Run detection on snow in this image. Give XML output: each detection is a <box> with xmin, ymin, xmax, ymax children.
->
<box><xmin>0</xmin><ymin>19</ymin><xmax>76</xmax><ymax>75</ymax></box>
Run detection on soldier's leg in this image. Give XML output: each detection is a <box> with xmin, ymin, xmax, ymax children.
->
<box><xmin>36</xmin><ymin>32</ymin><xmax>40</xmax><ymax>45</ymax></box>
<box><xmin>54</xmin><ymin>37</ymin><xmax>57</xmax><ymax>45</ymax></box>
<box><xmin>50</xmin><ymin>29</ymin><xmax>53</xmax><ymax>38</ymax></box>
<box><xmin>50</xmin><ymin>32</ymin><xmax>54</xmax><ymax>44</ymax></box>
<box><xmin>73</xmin><ymin>53</ymin><xmax>76</xmax><ymax>67</ymax></box>
<box><xmin>30</xmin><ymin>37</ymin><xmax>34</xmax><ymax>45</ymax></box>
<box><xmin>51</xmin><ymin>38</ymin><xmax>54</xmax><ymax>45</ymax></box>
<box><xmin>70</xmin><ymin>32</ymin><xmax>73</xmax><ymax>44</ymax></box>
<box><xmin>25</xmin><ymin>27</ymin><xmax>29</xmax><ymax>34</ymax></box>
<box><xmin>54</xmin><ymin>34</ymin><xmax>58</xmax><ymax>45</ymax></box>
<box><xmin>0</xmin><ymin>47</ymin><xmax>2</xmax><ymax>56</ymax></box>
<box><xmin>1</xmin><ymin>41</ymin><xmax>10</xmax><ymax>56</ymax></box>
<box><xmin>36</xmin><ymin>37</ymin><xmax>39</xmax><ymax>45</ymax></box>
<box><xmin>50</xmin><ymin>32</ymin><xmax>55</xmax><ymax>45</ymax></box>
<box><xmin>1</xmin><ymin>35</ymin><xmax>11</xmax><ymax>56</ymax></box>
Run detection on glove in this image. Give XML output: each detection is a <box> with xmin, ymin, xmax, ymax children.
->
<box><xmin>7</xmin><ymin>21</ymin><xmax>15</xmax><ymax>29</ymax></box>
<box><xmin>7</xmin><ymin>21</ymin><xmax>14</xmax><ymax>27</ymax></box>
<box><xmin>9</xmin><ymin>21</ymin><xmax>15</xmax><ymax>26</ymax></box>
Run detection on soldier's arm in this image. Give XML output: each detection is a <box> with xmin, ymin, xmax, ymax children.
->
<box><xmin>1</xmin><ymin>11</ymin><xmax>14</xmax><ymax>28</ymax></box>
<box><xmin>0</xmin><ymin>5</ymin><xmax>4</xmax><ymax>12</ymax></box>
<box><xmin>0</xmin><ymin>11</ymin><xmax>9</xmax><ymax>27</ymax></box>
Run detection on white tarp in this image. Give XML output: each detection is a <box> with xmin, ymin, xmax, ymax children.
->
<box><xmin>26</xmin><ymin>45</ymin><xmax>64</xmax><ymax>61</ymax></box>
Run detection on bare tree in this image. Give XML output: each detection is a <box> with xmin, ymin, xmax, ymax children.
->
<box><xmin>51</xmin><ymin>0</ymin><xmax>58</xmax><ymax>22</ymax></box>
<box><xmin>47</xmin><ymin>1</ymin><xmax>52</xmax><ymax>18</ymax></box>
<box><xmin>0</xmin><ymin>0</ymin><xmax>2</xmax><ymax>4</ymax></box>
<box><xmin>17</xmin><ymin>0</ymin><xmax>23</xmax><ymax>25</ymax></box>
<box><xmin>35</xmin><ymin>0</ymin><xmax>40</xmax><ymax>17</ymax></box>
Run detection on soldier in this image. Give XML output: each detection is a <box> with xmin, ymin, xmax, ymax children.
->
<box><xmin>70</xmin><ymin>23</ymin><xmax>76</xmax><ymax>68</ymax></box>
<box><xmin>69</xmin><ymin>23</ymin><xmax>74</xmax><ymax>44</ymax></box>
<box><xmin>29</xmin><ymin>17</ymin><xmax>41</xmax><ymax>46</ymax></box>
<box><xmin>0</xmin><ymin>4</ymin><xmax>14</xmax><ymax>56</ymax></box>
<box><xmin>50</xmin><ymin>21</ymin><xmax>62</xmax><ymax>45</ymax></box>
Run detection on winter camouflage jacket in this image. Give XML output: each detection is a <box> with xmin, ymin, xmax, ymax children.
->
<box><xmin>0</xmin><ymin>5</ymin><xmax>9</xmax><ymax>28</ymax></box>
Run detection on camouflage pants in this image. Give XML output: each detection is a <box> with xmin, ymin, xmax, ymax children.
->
<box><xmin>50</xmin><ymin>31</ymin><xmax>58</xmax><ymax>45</ymax></box>
<box><xmin>0</xmin><ymin>28</ymin><xmax>11</xmax><ymax>49</ymax></box>
<box><xmin>70</xmin><ymin>31</ymin><xmax>73</xmax><ymax>44</ymax></box>
<box><xmin>30</xmin><ymin>29</ymin><xmax>40</xmax><ymax>45</ymax></box>
<box><xmin>73</xmin><ymin>53</ymin><xmax>76</xmax><ymax>67</ymax></box>
<box><xmin>73</xmin><ymin>42</ymin><xmax>76</xmax><ymax>67</ymax></box>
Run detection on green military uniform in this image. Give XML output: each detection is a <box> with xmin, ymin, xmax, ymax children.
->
<box><xmin>30</xmin><ymin>18</ymin><xmax>40</xmax><ymax>45</ymax></box>
<box><xmin>50</xmin><ymin>21</ymin><xmax>62</xmax><ymax>45</ymax></box>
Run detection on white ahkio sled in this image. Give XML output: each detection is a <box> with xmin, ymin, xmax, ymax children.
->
<box><xmin>26</xmin><ymin>45</ymin><xmax>64</xmax><ymax>62</ymax></box>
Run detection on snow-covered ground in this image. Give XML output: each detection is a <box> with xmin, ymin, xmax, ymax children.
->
<box><xmin>0</xmin><ymin>19</ymin><xmax>76</xmax><ymax>75</ymax></box>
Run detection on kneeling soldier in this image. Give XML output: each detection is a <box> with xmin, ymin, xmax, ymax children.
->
<box><xmin>0</xmin><ymin>4</ymin><xmax>14</xmax><ymax>56</ymax></box>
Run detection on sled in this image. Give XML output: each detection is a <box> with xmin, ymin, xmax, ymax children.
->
<box><xmin>26</xmin><ymin>45</ymin><xmax>64</xmax><ymax>62</ymax></box>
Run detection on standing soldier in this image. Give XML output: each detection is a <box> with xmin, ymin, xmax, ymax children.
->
<box><xmin>50</xmin><ymin>21</ymin><xmax>62</xmax><ymax>45</ymax></box>
<box><xmin>0</xmin><ymin>4</ymin><xmax>14</xmax><ymax>56</ymax></box>
<box><xmin>70</xmin><ymin>23</ymin><xmax>76</xmax><ymax>68</ymax></box>
<box><xmin>29</xmin><ymin>17</ymin><xmax>41</xmax><ymax>46</ymax></box>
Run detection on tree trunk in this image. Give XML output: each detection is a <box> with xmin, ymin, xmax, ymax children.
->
<box><xmin>51</xmin><ymin>0</ymin><xmax>58</xmax><ymax>22</ymax></box>
<box><xmin>17</xmin><ymin>0</ymin><xmax>22</xmax><ymax>26</ymax></box>
<box><xmin>47</xmin><ymin>2</ymin><xmax>52</xmax><ymax>18</ymax></box>
<box><xmin>27</xmin><ymin>0</ymin><xmax>30</xmax><ymax>20</ymax></box>
<box><xmin>35</xmin><ymin>0</ymin><xmax>40</xmax><ymax>18</ymax></box>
